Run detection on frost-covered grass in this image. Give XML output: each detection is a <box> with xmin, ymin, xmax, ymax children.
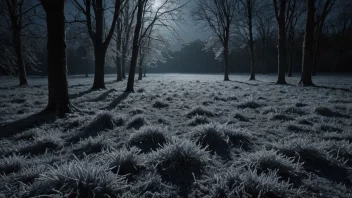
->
<box><xmin>0</xmin><ymin>74</ymin><xmax>351</xmax><ymax>197</ymax></box>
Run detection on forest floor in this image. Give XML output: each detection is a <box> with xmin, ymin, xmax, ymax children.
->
<box><xmin>0</xmin><ymin>74</ymin><xmax>352</xmax><ymax>198</ymax></box>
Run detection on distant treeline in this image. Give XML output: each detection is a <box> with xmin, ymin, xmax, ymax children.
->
<box><xmin>2</xmin><ymin>33</ymin><xmax>351</xmax><ymax>77</ymax></box>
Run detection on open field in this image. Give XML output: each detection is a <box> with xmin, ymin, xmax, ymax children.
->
<box><xmin>0</xmin><ymin>74</ymin><xmax>352</xmax><ymax>197</ymax></box>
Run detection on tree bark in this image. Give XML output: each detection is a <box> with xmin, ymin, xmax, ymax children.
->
<box><xmin>287</xmin><ymin>30</ymin><xmax>294</xmax><ymax>77</ymax></box>
<box><xmin>92</xmin><ymin>47</ymin><xmax>107</xmax><ymax>89</ymax></box>
<box><xmin>14</xmin><ymin>32</ymin><xmax>28</xmax><ymax>86</ymax></box>
<box><xmin>41</xmin><ymin>0</ymin><xmax>76</xmax><ymax>117</ymax></box>
<box><xmin>91</xmin><ymin>0</ymin><xmax>106</xmax><ymax>90</ymax></box>
<box><xmin>126</xmin><ymin>0</ymin><xmax>144</xmax><ymax>92</ymax></box>
<box><xmin>116</xmin><ymin>20</ymin><xmax>123</xmax><ymax>82</ymax></box>
<box><xmin>122</xmin><ymin>57</ymin><xmax>126</xmax><ymax>79</ymax></box>
<box><xmin>223</xmin><ymin>24</ymin><xmax>230</xmax><ymax>81</ymax></box>
<box><xmin>299</xmin><ymin>0</ymin><xmax>314</xmax><ymax>86</ymax></box>
<box><xmin>276</xmin><ymin>0</ymin><xmax>287</xmax><ymax>84</ymax></box>
<box><xmin>248</xmin><ymin>0</ymin><xmax>255</xmax><ymax>81</ymax></box>
<box><xmin>138</xmin><ymin>66</ymin><xmax>143</xmax><ymax>80</ymax></box>
<box><xmin>8</xmin><ymin>0</ymin><xmax>28</xmax><ymax>86</ymax></box>
<box><xmin>138</xmin><ymin>53</ymin><xmax>144</xmax><ymax>80</ymax></box>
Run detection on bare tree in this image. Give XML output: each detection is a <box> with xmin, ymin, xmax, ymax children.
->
<box><xmin>40</xmin><ymin>0</ymin><xmax>77</xmax><ymax>116</ymax></box>
<box><xmin>194</xmin><ymin>0</ymin><xmax>238</xmax><ymax>81</ymax></box>
<box><xmin>121</xmin><ymin>0</ymin><xmax>138</xmax><ymax>79</ymax></box>
<box><xmin>125</xmin><ymin>0</ymin><xmax>187</xmax><ymax>92</ymax></box>
<box><xmin>311</xmin><ymin>0</ymin><xmax>336</xmax><ymax>75</ymax></box>
<box><xmin>273</xmin><ymin>0</ymin><xmax>287</xmax><ymax>84</ymax></box>
<box><xmin>137</xmin><ymin>27</ymin><xmax>169</xmax><ymax>80</ymax></box>
<box><xmin>235</xmin><ymin>0</ymin><xmax>260</xmax><ymax>80</ymax></box>
<box><xmin>299</xmin><ymin>0</ymin><xmax>314</xmax><ymax>86</ymax></box>
<box><xmin>71</xmin><ymin>0</ymin><xmax>123</xmax><ymax>90</ymax></box>
<box><xmin>286</xmin><ymin>0</ymin><xmax>304</xmax><ymax>77</ymax></box>
<box><xmin>115</xmin><ymin>18</ymin><xmax>123</xmax><ymax>81</ymax></box>
<box><xmin>255</xmin><ymin>3</ymin><xmax>277</xmax><ymax>74</ymax></box>
<box><xmin>0</xmin><ymin>0</ymin><xmax>41</xmax><ymax>86</ymax></box>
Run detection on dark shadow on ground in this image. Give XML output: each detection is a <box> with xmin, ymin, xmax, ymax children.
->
<box><xmin>105</xmin><ymin>80</ymin><xmax>118</xmax><ymax>85</ymax></box>
<box><xmin>69</xmin><ymin>89</ymin><xmax>95</xmax><ymax>100</ymax></box>
<box><xmin>0</xmin><ymin>112</ymin><xmax>57</xmax><ymax>138</ymax></box>
<box><xmin>91</xmin><ymin>89</ymin><xmax>116</xmax><ymax>102</ymax></box>
<box><xmin>69</xmin><ymin>83</ymin><xmax>90</xmax><ymax>88</ymax></box>
<box><xmin>229</xmin><ymin>80</ymin><xmax>259</xmax><ymax>86</ymax></box>
<box><xmin>102</xmin><ymin>92</ymin><xmax>130</xmax><ymax>110</ymax></box>
<box><xmin>314</xmin><ymin>85</ymin><xmax>352</xmax><ymax>92</ymax></box>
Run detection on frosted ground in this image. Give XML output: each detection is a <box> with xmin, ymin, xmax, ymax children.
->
<box><xmin>0</xmin><ymin>74</ymin><xmax>351</xmax><ymax>197</ymax></box>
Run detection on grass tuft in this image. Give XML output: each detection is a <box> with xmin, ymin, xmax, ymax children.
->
<box><xmin>242</xmin><ymin>148</ymin><xmax>302</xmax><ymax>183</ymax></box>
<box><xmin>104</xmin><ymin>147</ymin><xmax>144</xmax><ymax>181</ymax></box>
<box><xmin>14</xmin><ymin>166</ymin><xmax>46</xmax><ymax>184</ymax></box>
<box><xmin>20</xmin><ymin>131</ymin><xmax>63</xmax><ymax>155</ymax></box>
<box><xmin>271</xmin><ymin>114</ymin><xmax>294</xmax><ymax>121</ymax></box>
<box><xmin>227</xmin><ymin>169</ymin><xmax>301</xmax><ymax>197</ymax></box>
<box><xmin>192</xmin><ymin>123</ymin><xmax>230</xmax><ymax>158</ymax></box>
<box><xmin>81</xmin><ymin>112</ymin><xmax>124</xmax><ymax>136</ymax></box>
<box><xmin>187</xmin><ymin>115</ymin><xmax>211</xmax><ymax>126</ymax></box>
<box><xmin>233</xmin><ymin>113</ymin><xmax>250</xmax><ymax>122</ymax></box>
<box><xmin>26</xmin><ymin>158</ymin><xmax>128</xmax><ymax>197</ymax></box>
<box><xmin>274</xmin><ymin>138</ymin><xmax>352</xmax><ymax>185</ymax></box>
<box><xmin>127</xmin><ymin>115</ymin><xmax>149</xmax><ymax>130</ymax></box>
<box><xmin>152</xmin><ymin>100</ymin><xmax>169</xmax><ymax>108</ymax></box>
<box><xmin>237</xmin><ymin>100</ymin><xmax>262</xmax><ymax>109</ymax></box>
<box><xmin>186</xmin><ymin>106</ymin><xmax>214</xmax><ymax>118</ymax></box>
<box><xmin>74</xmin><ymin>135</ymin><xmax>114</xmax><ymax>155</ymax></box>
<box><xmin>0</xmin><ymin>154</ymin><xmax>27</xmax><ymax>174</ymax></box>
<box><xmin>128</xmin><ymin>125</ymin><xmax>168</xmax><ymax>153</ymax></box>
<box><xmin>225</xmin><ymin>128</ymin><xmax>253</xmax><ymax>149</ymax></box>
<box><xmin>315</xmin><ymin>106</ymin><xmax>348</xmax><ymax>118</ymax></box>
<box><xmin>148</xmin><ymin>138</ymin><xmax>209</xmax><ymax>185</ymax></box>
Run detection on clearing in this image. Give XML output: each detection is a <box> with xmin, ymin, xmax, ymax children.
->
<box><xmin>0</xmin><ymin>74</ymin><xmax>351</xmax><ymax>197</ymax></box>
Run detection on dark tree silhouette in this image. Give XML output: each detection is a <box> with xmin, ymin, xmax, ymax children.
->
<box><xmin>125</xmin><ymin>0</ymin><xmax>144</xmax><ymax>92</ymax></box>
<box><xmin>71</xmin><ymin>0</ymin><xmax>123</xmax><ymax>90</ymax></box>
<box><xmin>312</xmin><ymin>0</ymin><xmax>336</xmax><ymax>76</ymax></box>
<box><xmin>40</xmin><ymin>0</ymin><xmax>77</xmax><ymax>116</ymax></box>
<box><xmin>1</xmin><ymin>0</ymin><xmax>40</xmax><ymax>86</ymax></box>
<box><xmin>194</xmin><ymin>0</ymin><xmax>237</xmax><ymax>81</ymax></box>
<box><xmin>116</xmin><ymin>19</ymin><xmax>123</xmax><ymax>82</ymax></box>
<box><xmin>299</xmin><ymin>0</ymin><xmax>315</xmax><ymax>86</ymax></box>
<box><xmin>273</xmin><ymin>0</ymin><xmax>287</xmax><ymax>84</ymax></box>
<box><xmin>286</xmin><ymin>0</ymin><xmax>303</xmax><ymax>77</ymax></box>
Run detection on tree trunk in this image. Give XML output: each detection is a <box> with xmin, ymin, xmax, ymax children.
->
<box><xmin>85</xmin><ymin>60</ymin><xmax>89</xmax><ymax>77</ymax></box>
<box><xmin>116</xmin><ymin>20</ymin><xmax>123</xmax><ymax>82</ymax></box>
<box><xmin>92</xmin><ymin>48</ymin><xmax>106</xmax><ymax>89</ymax></box>
<box><xmin>224</xmin><ymin>45</ymin><xmax>230</xmax><ymax>81</ymax></box>
<box><xmin>8</xmin><ymin>0</ymin><xmax>28</xmax><ymax>86</ymax></box>
<box><xmin>14</xmin><ymin>33</ymin><xmax>28</xmax><ymax>86</ymax></box>
<box><xmin>41</xmin><ymin>0</ymin><xmax>76</xmax><ymax>117</ymax></box>
<box><xmin>92</xmin><ymin>0</ymin><xmax>106</xmax><ymax>90</ymax></box>
<box><xmin>126</xmin><ymin>0</ymin><xmax>144</xmax><ymax>92</ymax></box>
<box><xmin>143</xmin><ymin>65</ymin><xmax>146</xmax><ymax>77</ymax></box>
<box><xmin>122</xmin><ymin>57</ymin><xmax>126</xmax><ymax>79</ymax></box>
<box><xmin>299</xmin><ymin>0</ymin><xmax>314</xmax><ymax>86</ymax></box>
<box><xmin>138</xmin><ymin>66</ymin><xmax>143</xmax><ymax>80</ymax></box>
<box><xmin>287</xmin><ymin>31</ymin><xmax>294</xmax><ymax>77</ymax></box>
<box><xmin>138</xmin><ymin>52</ymin><xmax>144</xmax><ymax>80</ymax></box>
<box><xmin>276</xmin><ymin>1</ymin><xmax>287</xmax><ymax>84</ymax></box>
<box><xmin>261</xmin><ymin>40</ymin><xmax>266</xmax><ymax>74</ymax></box>
<box><xmin>223</xmin><ymin>24</ymin><xmax>230</xmax><ymax>81</ymax></box>
<box><xmin>117</xmin><ymin>60</ymin><xmax>122</xmax><ymax>81</ymax></box>
<box><xmin>248</xmin><ymin>0</ymin><xmax>255</xmax><ymax>81</ymax></box>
